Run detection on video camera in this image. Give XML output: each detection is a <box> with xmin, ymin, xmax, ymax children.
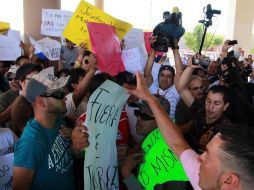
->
<box><xmin>151</xmin><ymin>7</ymin><xmax>185</xmax><ymax>52</ymax></box>
<box><xmin>218</xmin><ymin>50</ymin><xmax>252</xmax><ymax>82</ymax></box>
<box><xmin>193</xmin><ymin>4</ymin><xmax>221</xmax><ymax>68</ymax></box>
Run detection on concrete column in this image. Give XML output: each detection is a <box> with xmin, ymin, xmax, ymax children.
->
<box><xmin>226</xmin><ymin>0</ymin><xmax>254</xmax><ymax>54</ymax></box>
<box><xmin>23</xmin><ymin>0</ymin><xmax>61</xmax><ymax>43</ymax></box>
<box><xmin>94</xmin><ymin>0</ymin><xmax>104</xmax><ymax>10</ymax></box>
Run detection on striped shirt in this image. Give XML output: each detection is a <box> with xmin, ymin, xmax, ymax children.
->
<box><xmin>149</xmin><ymin>80</ymin><xmax>180</xmax><ymax>119</ymax></box>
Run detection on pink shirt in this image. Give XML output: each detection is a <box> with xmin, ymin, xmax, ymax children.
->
<box><xmin>180</xmin><ymin>149</ymin><xmax>202</xmax><ymax>190</ymax></box>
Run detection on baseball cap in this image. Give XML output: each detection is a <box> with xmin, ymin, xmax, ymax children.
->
<box><xmin>158</xmin><ymin>65</ymin><xmax>175</xmax><ymax>76</ymax></box>
<box><xmin>5</xmin><ymin>65</ymin><xmax>19</xmax><ymax>77</ymax></box>
<box><xmin>16</xmin><ymin>63</ymin><xmax>42</xmax><ymax>81</ymax></box>
<box><xmin>26</xmin><ymin>72</ymin><xmax>70</xmax><ymax>103</ymax></box>
<box><xmin>138</xmin><ymin>94</ymin><xmax>170</xmax><ymax>116</ymax></box>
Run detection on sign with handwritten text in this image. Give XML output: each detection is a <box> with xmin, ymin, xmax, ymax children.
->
<box><xmin>62</xmin><ymin>0</ymin><xmax>132</xmax><ymax>51</ymax></box>
<box><xmin>87</xmin><ymin>22</ymin><xmax>125</xmax><ymax>76</ymax></box>
<box><xmin>121</xmin><ymin>47</ymin><xmax>146</xmax><ymax>74</ymax></box>
<box><xmin>41</xmin><ymin>9</ymin><xmax>73</xmax><ymax>37</ymax></box>
<box><xmin>84</xmin><ymin>80</ymin><xmax>129</xmax><ymax>190</ymax></box>
<box><xmin>29</xmin><ymin>36</ymin><xmax>61</xmax><ymax>61</ymax></box>
<box><xmin>137</xmin><ymin>128</ymin><xmax>188</xmax><ymax>190</ymax></box>
<box><xmin>0</xmin><ymin>153</ymin><xmax>14</xmax><ymax>190</ymax></box>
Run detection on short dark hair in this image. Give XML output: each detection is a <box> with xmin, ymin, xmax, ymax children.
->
<box><xmin>15</xmin><ymin>55</ymin><xmax>29</xmax><ymax>65</ymax></box>
<box><xmin>207</xmin><ymin>85</ymin><xmax>230</xmax><ymax>104</ymax></box>
<box><xmin>219</xmin><ymin>123</ymin><xmax>254</xmax><ymax>189</ymax></box>
<box><xmin>70</xmin><ymin>68</ymin><xmax>86</xmax><ymax>84</ymax></box>
<box><xmin>158</xmin><ymin>65</ymin><xmax>175</xmax><ymax>77</ymax></box>
<box><xmin>88</xmin><ymin>73</ymin><xmax>115</xmax><ymax>96</ymax></box>
<box><xmin>0</xmin><ymin>61</ymin><xmax>12</xmax><ymax>69</ymax></box>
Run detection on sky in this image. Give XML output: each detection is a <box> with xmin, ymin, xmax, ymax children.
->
<box><xmin>0</xmin><ymin>0</ymin><xmax>230</xmax><ymax>37</ymax></box>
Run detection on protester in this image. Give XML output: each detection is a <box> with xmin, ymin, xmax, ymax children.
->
<box><xmin>144</xmin><ymin>36</ymin><xmax>183</xmax><ymax>119</ymax></box>
<box><xmin>127</xmin><ymin>72</ymin><xmax>254</xmax><ymax>190</ymax></box>
<box><xmin>11</xmin><ymin>63</ymin><xmax>42</xmax><ymax>137</ymax></box>
<box><xmin>0</xmin><ymin>65</ymin><xmax>19</xmax><ymax>128</ymax></box>
<box><xmin>13</xmin><ymin>72</ymin><xmax>76</xmax><ymax>190</ymax></box>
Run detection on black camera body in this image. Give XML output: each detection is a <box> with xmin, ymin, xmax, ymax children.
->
<box><xmin>151</xmin><ymin>10</ymin><xmax>185</xmax><ymax>52</ymax></box>
<box><xmin>192</xmin><ymin>56</ymin><xmax>211</xmax><ymax>69</ymax></box>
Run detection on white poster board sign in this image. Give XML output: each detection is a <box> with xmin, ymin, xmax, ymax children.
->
<box><xmin>41</xmin><ymin>9</ymin><xmax>73</xmax><ymax>37</ymax></box>
<box><xmin>29</xmin><ymin>36</ymin><xmax>61</xmax><ymax>61</ymax></box>
<box><xmin>123</xmin><ymin>28</ymin><xmax>148</xmax><ymax>65</ymax></box>
<box><xmin>122</xmin><ymin>47</ymin><xmax>146</xmax><ymax>74</ymax></box>
<box><xmin>0</xmin><ymin>30</ymin><xmax>21</xmax><ymax>61</ymax></box>
<box><xmin>84</xmin><ymin>80</ymin><xmax>129</xmax><ymax>190</ymax></box>
<box><xmin>0</xmin><ymin>153</ymin><xmax>14</xmax><ymax>190</ymax></box>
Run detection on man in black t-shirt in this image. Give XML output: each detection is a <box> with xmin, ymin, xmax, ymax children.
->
<box><xmin>176</xmin><ymin>60</ymin><xmax>231</xmax><ymax>153</ymax></box>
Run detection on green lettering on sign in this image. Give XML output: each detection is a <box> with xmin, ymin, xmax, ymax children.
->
<box><xmin>137</xmin><ymin>128</ymin><xmax>189</xmax><ymax>190</ymax></box>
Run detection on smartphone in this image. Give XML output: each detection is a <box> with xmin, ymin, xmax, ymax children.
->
<box><xmin>228</xmin><ymin>40</ymin><xmax>238</xmax><ymax>45</ymax></box>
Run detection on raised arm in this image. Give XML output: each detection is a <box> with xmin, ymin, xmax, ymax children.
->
<box><xmin>176</xmin><ymin>57</ymin><xmax>200</xmax><ymax>108</ymax></box>
<box><xmin>127</xmin><ymin>72</ymin><xmax>190</xmax><ymax>157</ymax></box>
<box><xmin>144</xmin><ymin>36</ymin><xmax>157</xmax><ymax>87</ymax></box>
<box><xmin>72</xmin><ymin>61</ymin><xmax>96</xmax><ymax>108</ymax></box>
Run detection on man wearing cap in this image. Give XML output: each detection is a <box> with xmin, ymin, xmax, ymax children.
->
<box><xmin>11</xmin><ymin>63</ymin><xmax>42</xmax><ymax>137</ymax></box>
<box><xmin>0</xmin><ymin>65</ymin><xmax>19</xmax><ymax>128</ymax></box>
<box><xmin>13</xmin><ymin>72</ymin><xmax>75</xmax><ymax>190</ymax></box>
<box><xmin>144</xmin><ymin>36</ymin><xmax>183</xmax><ymax>119</ymax></box>
<box><xmin>121</xmin><ymin>94</ymin><xmax>189</xmax><ymax>190</ymax></box>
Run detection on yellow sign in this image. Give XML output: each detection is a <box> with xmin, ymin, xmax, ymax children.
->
<box><xmin>63</xmin><ymin>0</ymin><xmax>132</xmax><ymax>50</ymax></box>
<box><xmin>0</xmin><ymin>22</ymin><xmax>10</xmax><ymax>34</ymax></box>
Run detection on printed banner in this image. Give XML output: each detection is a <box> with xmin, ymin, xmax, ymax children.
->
<box><xmin>87</xmin><ymin>22</ymin><xmax>125</xmax><ymax>76</ymax></box>
<box><xmin>0</xmin><ymin>153</ymin><xmax>14</xmax><ymax>190</ymax></box>
<box><xmin>138</xmin><ymin>128</ymin><xmax>188</xmax><ymax>190</ymax></box>
<box><xmin>84</xmin><ymin>80</ymin><xmax>129</xmax><ymax>190</ymax></box>
<box><xmin>0</xmin><ymin>30</ymin><xmax>21</xmax><ymax>61</ymax></box>
<box><xmin>29</xmin><ymin>36</ymin><xmax>61</xmax><ymax>61</ymax></box>
<box><xmin>62</xmin><ymin>0</ymin><xmax>132</xmax><ymax>50</ymax></box>
<box><xmin>41</xmin><ymin>9</ymin><xmax>73</xmax><ymax>37</ymax></box>
<box><xmin>121</xmin><ymin>47</ymin><xmax>146</xmax><ymax>74</ymax></box>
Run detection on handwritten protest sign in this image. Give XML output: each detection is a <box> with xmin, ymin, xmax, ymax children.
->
<box><xmin>0</xmin><ymin>153</ymin><xmax>14</xmax><ymax>190</ymax></box>
<box><xmin>41</xmin><ymin>9</ymin><xmax>73</xmax><ymax>37</ymax></box>
<box><xmin>0</xmin><ymin>22</ymin><xmax>10</xmax><ymax>35</ymax></box>
<box><xmin>63</xmin><ymin>0</ymin><xmax>132</xmax><ymax>51</ymax></box>
<box><xmin>0</xmin><ymin>30</ymin><xmax>21</xmax><ymax>61</ymax></box>
<box><xmin>29</xmin><ymin>36</ymin><xmax>61</xmax><ymax>61</ymax></box>
<box><xmin>121</xmin><ymin>47</ymin><xmax>146</xmax><ymax>74</ymax></box>
<box><xmin>138</xmin><ymin>128</ymin><xmax>188</xmax><ymax>190</ymax></box>
<box><xmin>84</xmin><ymin>80</ymin><xmax>129</xmax><ymax>190</ymax></box>
<box><xmin>87</xmin><ymin>22</ymin><xmax>125</xmax><ymax>76</ymax></box>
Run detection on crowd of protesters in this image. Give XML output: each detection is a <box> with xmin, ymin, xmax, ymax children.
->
<box><xmin>0</xmin><ymin>22</ymin><xmax>254</xmax><ymax>190</ymax></box>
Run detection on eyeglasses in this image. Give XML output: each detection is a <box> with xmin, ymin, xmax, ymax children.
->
<box><xmin>8</xmin><ymin>77</ymin><xmax>17</xmax><ymax>81</ymax></box>
<box><xmin>134</xmin><ymin>110</ymin><xmax>155</xmax><ymax>121</ymax></box>
<box><xmin>190</xmin><ymin>86</ymin><xmax>203</xmax><ymax>91</ymax></box>
<box><xmin>41</xmin><ymin>91</ymin><xmax>65</xmax><ymax>100</ymax></box>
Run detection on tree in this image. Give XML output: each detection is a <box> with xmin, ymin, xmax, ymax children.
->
<box><xmin>183</xmin><ymin>24</ymin><xmax>224</xmax><ymax>52</ymax></box>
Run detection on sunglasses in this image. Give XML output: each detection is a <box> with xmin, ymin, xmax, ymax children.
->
<box><xmin>8</xmin><ymin>77</ymin><xmax>17</xmax><ymax>81</ymax></box>
<box><xmin>134</xmin><ymin>110</ymin><xmax>155</xmax><ymax>121</ymax></box>
<box><xmin>41</xmin><ymin>91</ymin><xmax>65</xmax><ymax>100</ymax></box>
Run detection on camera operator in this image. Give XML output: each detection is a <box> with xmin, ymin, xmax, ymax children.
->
<box><xmin>144</xmin><ymin>35</ymin><xmax>183</xmax><ymax>120</ymax></box>
<box><xmin>217</xmin><ymin>40</ymin><xmax>254</xmax><ymax>125</ymax></box>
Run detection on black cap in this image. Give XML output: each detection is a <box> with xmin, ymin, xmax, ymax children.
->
<box><xmin>16</xmin><ymin>63</ymin><xmax>42</xmax><ymax>81</ymax></box>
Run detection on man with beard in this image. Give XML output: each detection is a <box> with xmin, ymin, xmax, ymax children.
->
<box><xmin>13</xmin><ymin>72</ymin><xmax>76</xmax><ymax>190</ymax></box>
